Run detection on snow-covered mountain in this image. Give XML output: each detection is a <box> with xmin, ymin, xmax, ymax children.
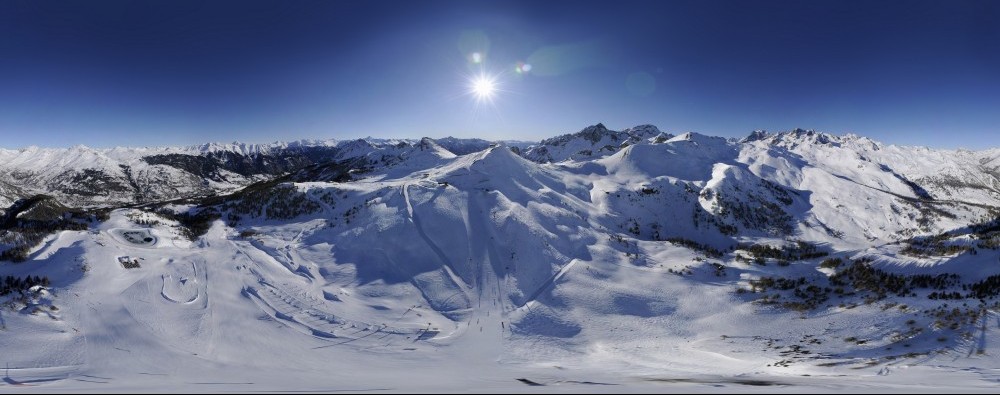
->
<box><xmin>0</xmin><ymin>179</ymin><xmax>22</xmax><ymax>216</ymax></box>
<box><xmin>4</xmin><ymin>125</ymin><xmax>1000</xmax><ymax>391</ymax></box>
<box><xmin>0</xmin><ymin>142</ymin><xmax>330</xmax><ymax>207</ymax></box>
<box><xmin>0</xmin><ymin>137</ymin><xmax>509</xmax><ymax>208</ymax></box>
<box><xmin>521</xmin><ymin>123</ymin><xmax>668</xmax><ymax>162</ymax></box>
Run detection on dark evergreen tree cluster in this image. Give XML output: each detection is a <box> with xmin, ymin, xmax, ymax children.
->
<box><xmin>1</xmin><ymin>275</ymin><xmax>50</xmax><ymax>296</ymax></box>
<box><xmin>927</xmin><ymin>291</ymin><xmax>964</xmax><ymax>300</ymax></box>
<box><xmin>744</xmin><ymin>256</ymin><xmax>1000</xmax><ymax>314</ymax></box>
<box><xmin>830</xmin><ymin>259</ymin><xmax>960</xmax><ymax>299</ymax></box>
<box><xmin>966</xmin><ymin>275</ymin><xmax>1000</xmax><ymax>300</ymax></box>
<box><xmin>900</xmin><ymin>232</ymin><xmax>971</xmax><ymax>256</ymax></box>
<box><xmin>0</xmin><ymin>195</ymin><xmax>95</xmax><ymax>262</ymax></box>
<box><xmin>702</xmin><ymin>183</ymin><xmax>795</xmax><ymax>236</ymax></box>
<box><xmin>760</xmin><ymin>179</ymin><xmax>796</xmax><ymax>206</ymax></box>
<box><xmin>970</xmin><ymin>215</ymin><xmax>1000</xmax><ymax>235</ymax></box>
<box><xmin>819</xmin><ymin>257</ymin><xmax>843</xmax><ymax>269</ymax></box>
<box><xmin>740</xmin><ymin>241</ymin><xmax>828</xmax><ymax>261</ymax></box>
<box><xmin>748</xmin><ymin>276</ymin><xmax>829</xmax><ymax>311</ymax></box>
<box><xmin>219</xmin><ymin>183</ymin><xmax>321</xmax><ymax>223</ymax></box>
<box><xmin>155</xmin><ymin>208</ymin><xmax>221</xmax><ymax>241</ymax></box>
<box><xmin>689</xmin><ymin>204</ymin><xmax>738</xmax><ymax>236</ymax></box>
<box><xmin>749</xmin><ymin>276</ymin><xmax>807</xmax><ymax>292</ymax></box>
<box><xmin>665</xmin><ymin>237</ymin><xmax>723</xmax><ymax>258</ymax></box>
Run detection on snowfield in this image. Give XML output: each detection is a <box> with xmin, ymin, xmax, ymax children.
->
<box><xmin>4</xmin><ymin>127</ymin><xmax>1000</xmax><ymax>392</ymax></box>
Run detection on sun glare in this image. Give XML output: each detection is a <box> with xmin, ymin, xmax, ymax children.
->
<box><xmin>471</xmin><ymin>75</ymin><xmax>496</xmax><ymax>101</ymax></box>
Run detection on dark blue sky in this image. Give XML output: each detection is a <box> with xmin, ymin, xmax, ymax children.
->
<box><xmin>1</xmin><ymin>0</ymin><xmax>998</xmax><ymax>149</ymax></box>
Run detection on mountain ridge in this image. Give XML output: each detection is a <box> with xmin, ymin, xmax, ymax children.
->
<box><xmin>4</xmin><ymin>124</ymin><xmax>1000</xmax><ymax>390</ymax></box>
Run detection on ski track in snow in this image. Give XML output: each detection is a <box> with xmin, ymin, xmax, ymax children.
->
<box><xmin>5</xmin><ymin>130</ymin><xmax>1000</xmax><ymax>391</ymax></box>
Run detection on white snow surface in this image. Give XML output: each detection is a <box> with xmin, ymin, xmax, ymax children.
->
<box><xmin>3</xmin><ymin>128</ymin><xmax>1000</xmax><ymax>392</ymax></box>
<box><xmin>0</xmin><ymin>136</ymin><xmax>511</xmax><ymax>208</ymax></box>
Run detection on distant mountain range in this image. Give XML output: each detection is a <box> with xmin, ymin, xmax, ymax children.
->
<box><xmin>4</xmin><ymin>124</ymin><xmax>999</xmax><ymax>238</ymax></box>
<box><xmin>3</xmin><ymin>124</ymin><xmax>1000</xmax><ymax>390</ymax></box>
<box><xmin>0</xmin><ymin>136</ymin><xmax>533</xmax><ymax>209</ymax></box>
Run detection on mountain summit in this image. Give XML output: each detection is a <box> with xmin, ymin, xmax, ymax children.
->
<box><xmin>3</xmin><ymin>125</ymin><xmax>1000</xmax><ymax>391</ymax></box>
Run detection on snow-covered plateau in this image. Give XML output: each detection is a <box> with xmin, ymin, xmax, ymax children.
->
<box><xmin>4</xmin><ymin>125</ymin><xmax>1000</xmax><ymax>392</ymax></box>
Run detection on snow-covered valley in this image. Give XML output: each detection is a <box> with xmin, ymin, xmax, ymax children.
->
<box><xmin>4</xmin><ymin>125</ymin><xmax>1000</xmax><ymax>392</ymax></box>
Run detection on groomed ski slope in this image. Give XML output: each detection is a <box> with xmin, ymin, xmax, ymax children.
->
<box><xmin>4</xmin><ymin>136</ymin><xmax>1000</xmax><ymax>392</ymax></box>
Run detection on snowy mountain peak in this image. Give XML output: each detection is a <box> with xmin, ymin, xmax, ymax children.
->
<box><xmin>341</xmin><ymin>138</ymin><xmax>376</xmax><ymax>148</ymax></box>
<box><xmin>649</xmin><ymin>132</ymin><xmax>673</xmax><ymax>144</ymax></box>
<box><xmin>454</xmin><ymin>142</ymin><xmax>538</xmax><ymax>178</ymax></box>
<box><xmin>433</xmin><ymin>136</ymin><xmax>496</xmax><ymax>155</ymax></box>
<box><xmin>523</xmin><ymin>123</ymin><xmax>676</xmax><ymax>163</ymax></box>
<box><xmin>181</xmin><ymin>139</ymin><xmax>340</xmax><ymax>156</ymax></box>
<box><xmin>417</xmin><ymin>137</ymin><xmax>450</xmax><ymax>151</ymax></box>
<box><xmin>667</xmin><ymin>131</ymin><xmax>725</xmax><ymax>145</ymax></box>
<box><xmin>840</xmin><ymin>132</ymin><xmax>884</xmax><ymax>150</ymax></box>
<box><xmin>7</xmin><ymin>123</ymin><xmax>1000</xmax><ymax>392</ymax></box>
<box><xmin>413</xmin><ymin>137</ymin><xmax>457</xmax><ymax>158</ymax></box>
<box><xmin>575</xmin><ymin>123</ymin><xmax>611</xmax><ymax>143</ymax></box>
<box><xmin>766</xmin><ymin>128</ymin><xmax>842</xmax><ymax>147</ymax></box>
<box><xmin>17</xmin><ymin>145</ymin><xmax>41</xmax><ymax>153</ymax></box>
<box><xmin>739</xmin><ymin>129</ymin><xmax>771</xmax><ymax>143</ymax></box>
<box><xmin>622</xmin><ymin>123</ymin><xmax>661</xmax><ymax>136</ymax></box>
<box><xmin>787</xmin><ymin>128</ymin><xmax>836</xmax><ymax>142</ymax></box>
<box><xmin>475</xmin><ymin>142</ymin><xmax>521</xmax><ymax>163</ymax></box>
<box><xmin>753</xmin><ymin>128</ymin><xmax>889</xmax><ymax>153</ymax></box>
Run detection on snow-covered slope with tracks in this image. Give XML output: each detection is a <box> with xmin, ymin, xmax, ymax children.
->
<box><xmin>5</xmin><ymin>127</ymin><xmax>1000</xmax><ymax>392</ymax></box>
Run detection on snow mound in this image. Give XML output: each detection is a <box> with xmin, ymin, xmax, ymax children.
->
<box><xmin>598</xmin><ymin>133</ymin><xmax>737</xmax><ymax>180</ymax></box>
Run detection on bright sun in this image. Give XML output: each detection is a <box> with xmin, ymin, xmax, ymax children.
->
<box><xmin>471</xmin><ymin>74</ymin><xmax>496</xmax><ymax>101</ymax></box>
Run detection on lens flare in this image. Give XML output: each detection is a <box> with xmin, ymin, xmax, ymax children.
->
<box><xmin>470</xmin><ymin>52</ymin><xmax>483</xmax><ymax>64</ymax></box>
